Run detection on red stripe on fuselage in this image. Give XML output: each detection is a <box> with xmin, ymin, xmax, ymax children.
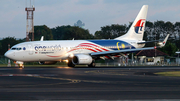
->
<box><xmin>79</xmin><ymin>43</ymin><xmax>109</xmax><ymax>51</ymax></box>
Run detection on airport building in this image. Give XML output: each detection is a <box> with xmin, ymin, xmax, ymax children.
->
<box><xmin>135</xmin><ymin>49</ymin><xmax>168</xmax><ymax>65</ymax></box>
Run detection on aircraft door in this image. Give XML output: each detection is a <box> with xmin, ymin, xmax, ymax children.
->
<box><xmin>27</xmin><ymin>44</ymin><xmax>33</xmax><ymax>55</ymax></box>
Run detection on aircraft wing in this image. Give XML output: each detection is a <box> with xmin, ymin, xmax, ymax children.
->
<box><xmin>90</xmin><ymin>34</ymin><xmax>169</xmax><ymax>56</ymax></box>
<box><xmin>90</xmin><ymin>47</ymin><xmax>156</xmax><ymax>56</ymax></box>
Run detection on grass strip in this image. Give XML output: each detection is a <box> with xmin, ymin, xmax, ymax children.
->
<box><xmin>155</xmin><ymin>71</ymin><xmax>180</xmax><ymax>77</ymax></box>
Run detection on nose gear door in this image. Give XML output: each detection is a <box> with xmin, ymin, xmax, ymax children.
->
<box><xmin>27</xmin><ymin>44</ymin><xmax>33</xmax><ymax>55</ymax></box>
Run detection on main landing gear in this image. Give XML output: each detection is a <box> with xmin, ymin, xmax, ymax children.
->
<box><xmin>67</xmin><ymin>59</ymin><xmax>75</xmax><ymax>67</ymax></box>
<box><xmin>88</xmin><ymin>60</ymin><xmax>95</xmax><ymax>67</ymax></box>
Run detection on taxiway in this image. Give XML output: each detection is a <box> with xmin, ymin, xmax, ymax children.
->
<box><xmin>0</xmin><ymin>66</ymin><xmax>180</xmax><ymax>100</ymax></box>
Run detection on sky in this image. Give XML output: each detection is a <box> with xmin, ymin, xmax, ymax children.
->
<box><xmin>0</xmin><ymin>0</ymin><xmax>180</xmax><ymax>39</ymax></box>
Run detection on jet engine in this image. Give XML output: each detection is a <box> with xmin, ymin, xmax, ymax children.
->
<box><xmin>39</xmin><ymin>61</ymin><xmax>57</xmax><ymax>65</ymax></box>
<box><xmin>72</xmin><ymin>54</ymin><xmax>93</xmax><ymax>65</ymax></box>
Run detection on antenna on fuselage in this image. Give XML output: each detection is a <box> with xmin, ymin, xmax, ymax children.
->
<box><xmin>40</xmin><ymin>36</ymin><xmax>44</xmax><ymax>41</ymax></box>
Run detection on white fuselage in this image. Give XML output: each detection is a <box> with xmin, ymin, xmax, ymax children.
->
<box><xmin>4</xmin><ymin>39</ymin><xmax>145</xmax><ymax>62</ymax></box>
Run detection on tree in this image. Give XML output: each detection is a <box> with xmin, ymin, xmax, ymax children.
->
<box><xmin>34</xmin><ymin>25</ymin><xmax>53</xmax><ymax>40</ymax></box>
<box><xmin>94</xmin><ymin>24</ymin><xmax>127</xmax><ymax>39</ymax></box>
<box><xmin>94</xmin><ymin>31</ymin><xmax>102</xmax><ymax>39</ymax></box>
<box><xmin>0</xmin><ymin>37</ymin><xmax>19</xmax><ymax>55</ymax></box>
<box><xmin>144</xmin><ymin>21</ymin><xmax>154</xmax><ymax>40</ymax></box>
<box><xmin>51</xmin><ymin>25</ymin><xmax>93</xmax><ymax>40</ymax></box>
<box><xmin>164</xmin><ymin>21</ymin><xmax>174</xmax><ymax>31</ymax></box>
<box><xmin>159</xmin><ymin>41</ymin><xmax>177</xmax><ymax>56</ymax></box>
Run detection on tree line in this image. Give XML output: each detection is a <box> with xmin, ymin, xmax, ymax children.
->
<box><xmin>0</xmin><ymin>21</ymin><xmax>180</xmax><ymax>56</ymax></box>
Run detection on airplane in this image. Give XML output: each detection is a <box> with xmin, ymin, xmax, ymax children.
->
<box><xmin>4</xmin><ymin>5</ymin><xmax>169</xmax><ymax>68</ymax></box>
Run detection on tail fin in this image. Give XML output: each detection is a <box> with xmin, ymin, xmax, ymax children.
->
<box><xmin>115</xmin><ymin>5</ymin><xmax>148</xmax><ymax>41</ymax></box>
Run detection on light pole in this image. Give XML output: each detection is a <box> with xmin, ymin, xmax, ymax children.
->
<box><xmin>7</xmin><ymin>44</ymin><xmax>11</xmax><ymax>67</ymax></box>
<box><xmin>176</xmin><ymin>50</ymin><xmax>180</xmax><ymax>66</ymax></box>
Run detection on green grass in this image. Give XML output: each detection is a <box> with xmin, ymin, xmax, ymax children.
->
<box><xmin>0</xmin><ymin>64</ymin><xmax>9</xmax><ymax>67</ymax></box>
<box><xmin>155</xmin><ymin>71</ymin><xmax>180</xmax><ymax>77</ymax></box>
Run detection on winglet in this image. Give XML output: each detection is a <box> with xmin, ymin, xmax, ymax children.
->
<box><xmin>158</xmin><ymin>34</ymin><xmax>169</xmax><ymax>47</ymax></box>
<box><xmin>40</xmin><ymin>36</ymin><xmax>44</xmax><ymax>41</ymax></box>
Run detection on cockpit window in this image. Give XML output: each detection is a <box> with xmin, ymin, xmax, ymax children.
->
<box><xmin>17</xmin><ymin>48</ymin><xmax>22</xmax><ymax>50</ymax></box>
<box><xmin>11</xmin><ymin>47</ymin><xmax>22</xmax><ymax>50</ymax></box>
<box><xmin>11</xmin><ymin>48</ymin><xmax>16</xmax><ymax>50</ymax></box>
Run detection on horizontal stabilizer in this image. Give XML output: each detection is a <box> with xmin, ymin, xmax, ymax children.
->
<box><xmin>138</xmin><ymin>40</ymin><xmax>163</xmax><ymax>44</ymax></box>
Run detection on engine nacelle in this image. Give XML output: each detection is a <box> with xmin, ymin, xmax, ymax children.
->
<box><xmin>72</xmin><ymin>54</ymin><xmax>93</xmax><ymax>65</ymax></box>
<box><xmin>39</xmin><ymin>61</ymin><xmax>57</xmax><ymax>65</ymax></box>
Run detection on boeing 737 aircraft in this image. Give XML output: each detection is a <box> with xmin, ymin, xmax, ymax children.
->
<box><xmin>4</xmin><ymin>5</ymin><xmax>169</xmax><ymax>68</ymax></box>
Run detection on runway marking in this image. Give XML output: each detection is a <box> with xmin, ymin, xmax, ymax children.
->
<box><xmin>0</xmin><ymin>73</ymin><xmax>115</xmax><ymax>85</ymax></box>
<box><xmin>32</xmin><ymin>75</ymin><xmax>115</xmax><ymax>84</ymax></box>
<box><xmin>0</xmin><ymin>74</ymin><xmax>81</xmax><ymax>87</ymax></box>
<box><xmin>85</xmin><ymin>70</ymin><xmax>126</xmax><ymax>75</ymax></box>
<box><xmin>3</xmin><ymin>87</ymin><xmax>180</xmax><ymax>92</ymax></box>
<box><xmin>0</xmin><ymin>74</ymin><xmax>56</xmax><ymax>77</ymax></box>
<box><xmin>34</xmin><ymin>76</ymin><xmax>112</xmax><ymax>84</ymax></box>
<box><xmin>35</xmin><ymin>76</ymin><xmax>81</xmax><ymax>83</ymax></box>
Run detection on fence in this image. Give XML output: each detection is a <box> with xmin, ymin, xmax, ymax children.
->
<box><xmin>0</xmin><ymin>56</ymin><xmax>9</xmax><ymax>65</ymax></box>
<box><xmin>0</xmin><ymin>55</ymin><xmax>179</xmax><ymax>67</ymax></box>
<box><xmin>96</xmin><ymin>60</ymin><xmax>179</xmax><ymax>67</ymax></box>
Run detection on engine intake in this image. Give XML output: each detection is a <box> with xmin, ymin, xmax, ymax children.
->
<box><xmin>72</xmin><ymin>54</ymin><xmax>92</xmax><ymax>65</ymax></box>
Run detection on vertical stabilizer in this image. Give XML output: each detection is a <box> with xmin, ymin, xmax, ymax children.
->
<box><xmin>115</xmin><ymin>5</ymin><xmax>148</xmax><ymax>41</ymax></box>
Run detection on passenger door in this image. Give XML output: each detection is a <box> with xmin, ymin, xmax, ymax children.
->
<box><xmin>27</xmin><ymin>44</ymin><xmax>33</xmax><ymax>55</ymax></box>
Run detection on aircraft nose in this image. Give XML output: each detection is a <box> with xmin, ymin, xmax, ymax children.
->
<box><xmin>4</xmin><ymin>51</ymin><xmax>12</xmax><ymax>59</ymax></box>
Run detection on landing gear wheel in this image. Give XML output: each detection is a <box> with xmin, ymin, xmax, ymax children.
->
<box><xmin>15</xmin><ymin>61</ymin><xmax>24</xmax><ymax>68</ymax></box>
<box><xmin>88</xmin><ymin>61</ymin><xmax>95</xmax><ymax>67</ymax></box>
<box><xmin>19</xmin><ymin>64</ymin><xmax>24</xmax><ymax>68</ymax></box>
<box><xmin>67</xmin><ymin>60</ymin><xmax>75</xmax><ymax>67</ymax></box>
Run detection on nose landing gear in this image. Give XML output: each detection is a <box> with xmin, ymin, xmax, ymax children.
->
<box><xmin>14</xmin><ymin>61</ymin><xmax>24</xmax><ymax>68</ymax></box>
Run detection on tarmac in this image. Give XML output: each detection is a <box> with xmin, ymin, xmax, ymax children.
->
<box><xmin>0</xmin><ymin>66</ymin><xmax>180</xmax><ymax>100</ymax></box>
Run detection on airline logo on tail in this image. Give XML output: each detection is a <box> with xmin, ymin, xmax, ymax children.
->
<box><xmin>134</xmin><ymin>19</ymin><xmax>145</xmax><ymax>34</ymax></box>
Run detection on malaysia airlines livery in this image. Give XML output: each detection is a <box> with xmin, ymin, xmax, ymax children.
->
<box><xmin>4</xmin><ymin>5</ymin><xmax>169</xmax><ymax>68</ymax></box>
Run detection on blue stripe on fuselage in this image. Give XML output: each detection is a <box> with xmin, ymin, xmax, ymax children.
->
<box><xmin>88</xmin><ymin>40</ymin><xmax>136</xmax><ymax>50</ymax></box>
